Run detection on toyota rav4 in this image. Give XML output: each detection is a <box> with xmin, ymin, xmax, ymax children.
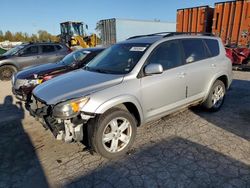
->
<box><xmin>29</xmin><ymin>33</ymin><xmax>232</xmax><ymax>159</ymax></box>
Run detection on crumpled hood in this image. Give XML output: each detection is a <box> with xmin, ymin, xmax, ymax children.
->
<box><xmin>15</xmin><ymin>62</ymin><xmax>66</xmax><ymax>79</ymax></box>
<box><xmin>33</xmin><ymin>69</ymin><xmax>124</xmax><ymax>104</ymax></box>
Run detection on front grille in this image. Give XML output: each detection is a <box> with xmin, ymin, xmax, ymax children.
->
<box><xmin>30</xmin><ymin>95</ymin><xmax>64</xmax><ymax>137</ymax></box>
<box><xmin>29</xmin><ymin>95</ymin><xmax>49</xmax><ymax>117</ymax></box>
<box><xmin>44</xmin><ymin>116</ymin><xmax>64</xmax><ymax>137</ymax></box>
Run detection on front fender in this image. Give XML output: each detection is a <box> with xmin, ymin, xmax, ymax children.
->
<box><xmin>0</xmin><ymin>62</ymin><xmax>19</xmax><ymax>70</ymax></box>
<box><xmin>94</xmin><ymin>95</ymin><xmax>144</xmax><ymax>123</ymax></box>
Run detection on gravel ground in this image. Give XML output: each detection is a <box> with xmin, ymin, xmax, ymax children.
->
<box><xmin>0</xmin><ymin>71</ymin><xmax>249</xmax><ymax>188</ymax></box>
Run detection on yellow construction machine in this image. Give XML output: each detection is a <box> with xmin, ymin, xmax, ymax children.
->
<box><xmin>60</xmin><ymin>21</ymin><xmax>98</xmax><ymax>48</ymax></box>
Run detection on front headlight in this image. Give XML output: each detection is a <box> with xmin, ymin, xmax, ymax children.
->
<box><xmin>15</xmin><ymin>79</ymin><xmax>43</xmax><ymax>89</ymax></box>
<box><xmin>24</xmin><ymin>79</ymin><xmax>43</xmax><ymax>86</ymax></box>
<box><xmin>53</xmin><ymin>97</ymin><xmax>89</xmax><ymax>119</ymax></box>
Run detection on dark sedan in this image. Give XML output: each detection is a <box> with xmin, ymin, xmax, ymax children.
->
<box><xmin>12</xmin><ymin>47</ymin><xmax>104</xmax><ymax>101</ymax></box>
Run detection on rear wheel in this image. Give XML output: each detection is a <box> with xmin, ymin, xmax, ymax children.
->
<box><xmin>202</xmin><ymin>80</ymin><xmax>226</xmax><ymax>111</ymax></box>
<box><xmin>88</xmin><ymin>108</ymin><xmax>137</xmax><ymax>159</ymax></box>
<box><xmin>247</xmin><ymin>59</ymin><xmax>250</xmax><ymax>66</ymax></box>
<box><xmin>0</xmin><ymin>65</ymin><xmax>17</xmax><ymax>81</ymax></box>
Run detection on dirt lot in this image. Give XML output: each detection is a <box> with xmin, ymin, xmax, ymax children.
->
<box><xmin>0</xmin><ymin>71</ymin><xmax>249</xmax><ymax>188</ymax></box>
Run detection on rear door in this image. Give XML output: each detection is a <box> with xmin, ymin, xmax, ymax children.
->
<box><xmin>180</xmin><ymin>38</ymin><xmax>219</xmax><ymax>100</ymax></box>
<box><xmin>140</xmin><ymin>40</ymin><xmax>187</xmax><ymax>120</ymax></box>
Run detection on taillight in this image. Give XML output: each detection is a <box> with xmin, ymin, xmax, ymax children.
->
<box><xmin>225</xmin><ymin>48</ymin><xmax>233</xmax><ymax>63</ymax></box>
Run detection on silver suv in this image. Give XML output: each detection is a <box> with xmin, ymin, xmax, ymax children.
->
<box><xmin>29</xmin><ymin>33</ymin><xmax>232</xmax><ymax>159</ymax></box>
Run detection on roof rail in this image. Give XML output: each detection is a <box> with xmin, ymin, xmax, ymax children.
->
<box><xmin>127</xmin><ymin>32</ymin><xmax>214</xmax><ymax>40</ymax></box>
<box><xmin>163</xmin><ymin>32</ymin><xmax>214</xmax><ymax>37</ymax></box>
<box><xmin>127</xmin><ymin>32</ymin><xmax>172</xmax><ymax>40</ymax></box>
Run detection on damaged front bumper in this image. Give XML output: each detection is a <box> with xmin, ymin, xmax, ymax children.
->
<box><xmin>29</xmin><ymin>95</ymin><xmax>95</xmax><ymax>143</ymax></box>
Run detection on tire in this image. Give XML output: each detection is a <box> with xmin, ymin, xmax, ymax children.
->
<box><xmin>0</xmin><ymin>65</ymin><xmax>17</xmax><ymax>81</ymax></box>
<box><xmin>202</xmin><ymin>80</ymin><xmax>226</xmax><ymax>112</ymax></box>
<box><xmin>88</xmin><ymin>108</ymin><xmax>137</xmax><ymax>159</ymax></box>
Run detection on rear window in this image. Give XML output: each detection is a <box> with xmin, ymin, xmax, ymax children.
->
<box><xmin>204</xmin><ymin>39</ymin><xmax>220</xmax><ymax>57</ymax></box>
<box><xmin>41</xmin><ymin>45</ymin><xmax>56</xmax><ymax>53</ymax></box>
<box><xmin>181</xmin><ymin>39</ymin><xmax>207</xmax><ymax>63</ymax></box>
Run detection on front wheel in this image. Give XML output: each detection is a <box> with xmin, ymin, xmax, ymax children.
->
<box><xmin>202</xmin><ymin>80</ymin><xmax>226</xmax><ymax>111</ymax></box>
<box><xmin>0</xmin><ymin>65</ymin><xmax>17</xmax><ymax>81</ymax></box>
<box><xmin>88</xmin><ymin>108</ymin><xmax>137</xmax><ymax>159</ymax></box>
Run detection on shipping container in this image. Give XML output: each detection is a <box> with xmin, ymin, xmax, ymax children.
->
<box><xmin>212</xmin><ymin>0</ymin><xmax>250</xmax><ymax>47</ymax></box>
<box><xmin>96</xmin><ymin>18</ymin><xmax>176</xmax><ymax>46</ymax></box>
<box><xmin>176</xmin><ymin>6</ymin><xmax>214</xmax><ymax>33</ymax></box>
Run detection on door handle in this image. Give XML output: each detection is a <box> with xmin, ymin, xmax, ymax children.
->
<box><xmin>211</xmin><ymin>63</ymin><xmax>216</xmax><ymax>67</ymax></box>
<box><xmin>178</xmin><ymin>72</ymin><xmax>186</xmax><ymax>78</ymax></box>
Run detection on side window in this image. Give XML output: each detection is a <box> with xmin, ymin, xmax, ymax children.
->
<box><xmin>181</xmin><ymin>39</ymin><xmax>207</xmax><ymax>63</ymax></box>
<box><xmin>41</xmin><ymin>45</ymin><xmax>56</xmax><ymax>53</ymax></box>
<box><xmin>55</xmin><ymin>45</ymin><xmax>62</xmax><ymax>50</ymax></box>
<box><xmin>147</xmin><ymin>40</ymin><xmax>183</xmax><ymax>70</ymax></box>
<box><xmin>204</xmin><ymin>39</ymin><xmax>220</xmax><ymax>57</ymax></box>
<box><xmin>21</xmin><ymin>46</ymin><xmax>39</xmax><ymax>56</ymax></box>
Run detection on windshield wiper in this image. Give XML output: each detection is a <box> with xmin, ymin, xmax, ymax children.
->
<box><xmin>84</xmin><ymin>66</ymin><xmax>113</xmax><ymax>74</ymax></box>
<box><xmin>92</xmin><ymin>68</ymin><xmax>112</xmax><ymax>74</ymax></box>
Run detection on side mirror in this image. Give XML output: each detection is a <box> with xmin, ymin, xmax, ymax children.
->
<box><xmin>144</xmin><ymin>64</ymin><xmax>163</xmax><ymax>75</ymax></box>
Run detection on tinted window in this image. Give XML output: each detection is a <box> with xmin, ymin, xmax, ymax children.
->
<box><xmin>204</xmin><ymin>39</ymin><xmax>220</xmax><ymax>57</ymax></box>
<box><xmin>41</xmin><ymin>45</ymin><xmax>56</xmax><ymax>53</ymax></box>
<box><xmin>22</xmin><ymin>46</ymin><xmax>39</xmax><ymax>55</ymax></box>
<box><xmin>181</xmin><ymin>39</ymin><xmax>207</xmax><ymax>63</ymax></box>
<box><xmin>55</xmin><ymin>45</ymin><xmax>62</xmax><ymax>50</ymax></box>
<box><xmin>147</xmin><ymin>40</ymin><xmax>182</xmax><ymax>70</ymax></box>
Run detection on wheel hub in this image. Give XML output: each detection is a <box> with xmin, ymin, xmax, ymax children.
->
<box><xmin>212</xmin><ymin>85</ymin><xmax>224</xmax><ymax>108</ymax></box>
<box><xmin>102</xmin><ymin>117</ymin><xmax>132</xmax><ymax>153</ymax></box>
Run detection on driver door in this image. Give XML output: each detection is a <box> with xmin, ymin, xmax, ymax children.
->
<box><xmin>14</xmin><ymin>45</ymin><xmax>40</xmax><ymax>70</ymax></box>
<box><xmin>140</xmin><ymin>40</ymin><xmax>187</xmax><ymax>120</ymax></box>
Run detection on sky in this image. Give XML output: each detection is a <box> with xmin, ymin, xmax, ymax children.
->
<box><xmin>1</xmin><ymin>0</ymin><xmax>219</xmax><ymax>36</ymax></box>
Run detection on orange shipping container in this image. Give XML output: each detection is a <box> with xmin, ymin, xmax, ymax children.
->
<box><xmin>212</xmin><ymin>0</ymin><xmax>250</xmax><ymax>47</ymax></box>
<box><xmin>176</xmin><ymin>6</ymin><xmax>214</xmax><ymax>33</ymax></box>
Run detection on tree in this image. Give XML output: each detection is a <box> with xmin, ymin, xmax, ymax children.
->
<box><xmin>30</xmin><ymin>34</ymin><xmax>38</xmax><ymax>42</ymax></box>
<box><xmin>4</xmin><ymin>31</ymin><xmax>13</xmax><ymax>41</ymax></box>
<box><xmin>23</xmin><ymin>33</ymin><xmax>29</xmax><ymax>42</ymax></box>
<box><xmin>0</xmin><ymin>30</ymin><xmax>58</xmax><ymax>42</ymax></box>
<box><xmin>0</xmin><ymin>30</ymin><xmax>3</xmax><ymax>42</ymax></box>
<box><xmin>14</xmin><ymin>32</ymin><xmax>24</xmax><ymax>41</ymax></box>
<box><xmin>38</xmin><ymin>30</ymin><xmax>51</xmax><ymax>42</ymax></box>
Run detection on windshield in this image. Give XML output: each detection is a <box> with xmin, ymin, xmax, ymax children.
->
<box><xmin>60</xmin><ymin>22</ymin><xmax>84</xmax><ymax>36</ymax></box>
<box><xmin>85</xmin><ymin>43</ymin><xmax>150</xmax><ymax>74</ymax></box>
<box><xmin>61</xmin><ymin>50</ymin><xmax>88</xmax><ymax>66</ymax></box>
<box><xmin>3</xmin><ymin>45</ymin><xmax>25</xmax><ymax>56</ymax></box>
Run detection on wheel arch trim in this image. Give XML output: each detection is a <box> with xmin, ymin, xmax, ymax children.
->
<box><xmin>94</xmin><ymin>95</ymin><xmax>144</xmax><ymax>125</ymax></box>
<box><xmin>203</xmin><ymin>72</ymin><xmax>230</xmax><ymax>102</ymax></box>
